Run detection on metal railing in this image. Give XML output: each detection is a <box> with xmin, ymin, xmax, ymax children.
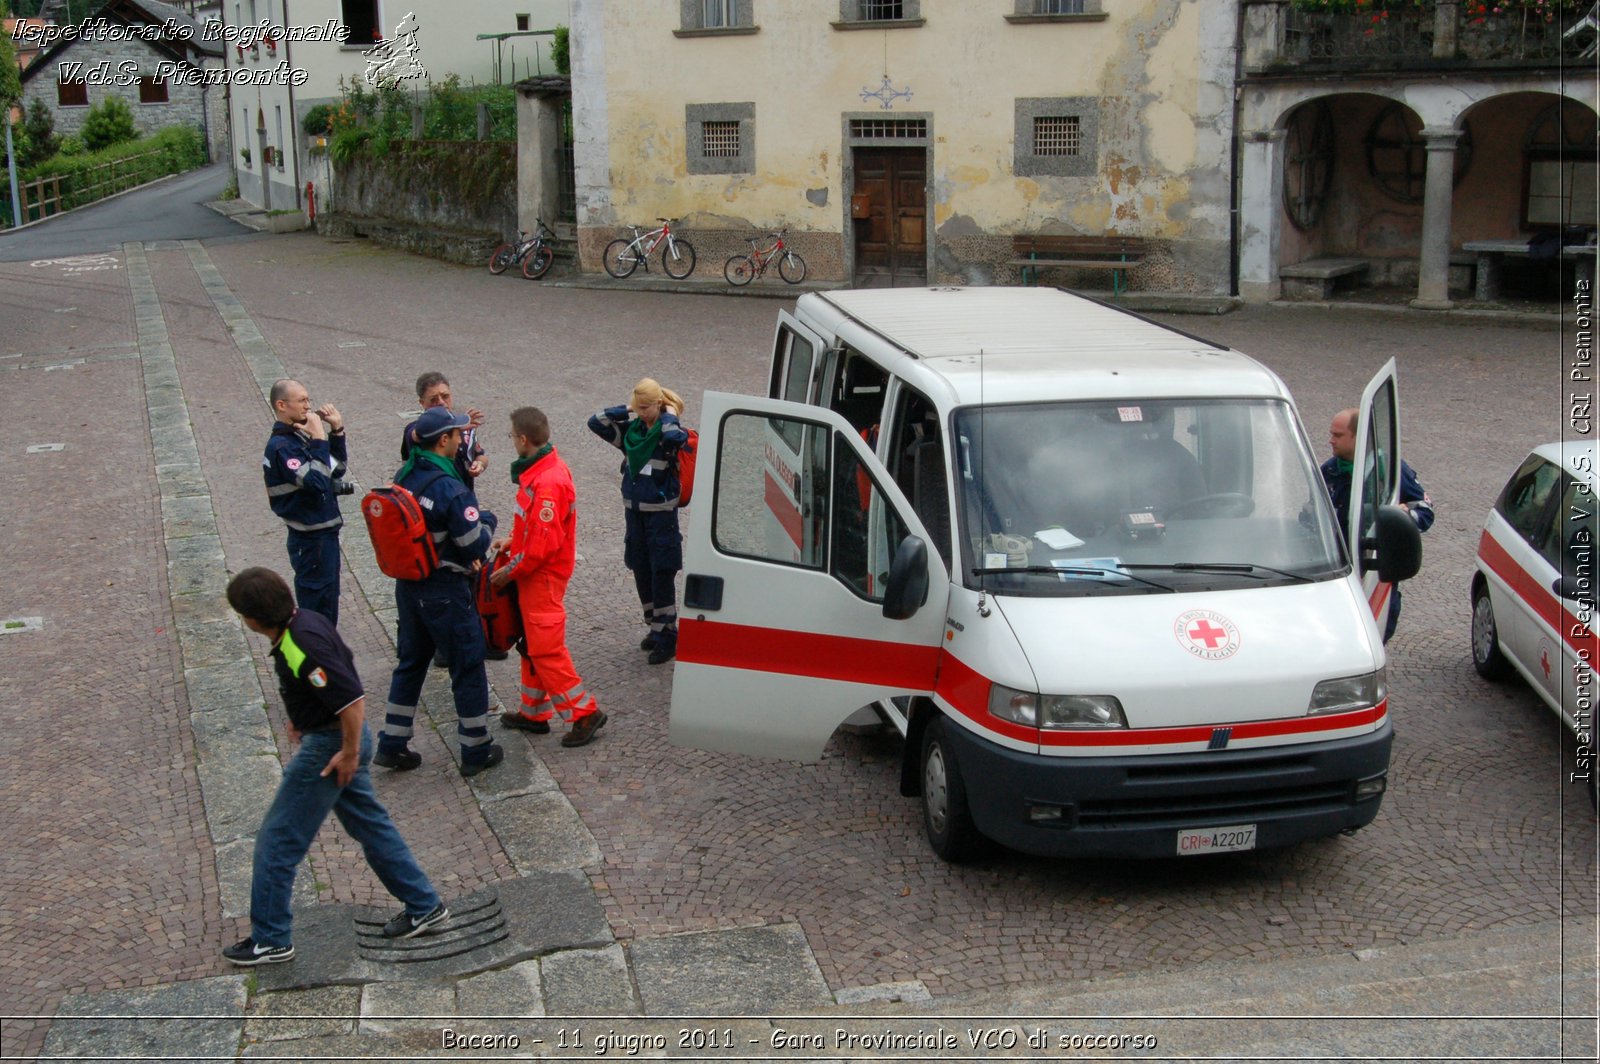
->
<box><xmin>1246</xmin><ymin>1</ymin><xmax>1598</xmax><ymax>70</ymax></box>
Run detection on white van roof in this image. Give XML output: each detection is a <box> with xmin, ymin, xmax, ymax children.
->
<box><xmin>809</xmin><ymin>288</ymin><xmax>1288</xmax><ymax>406</ymax></box>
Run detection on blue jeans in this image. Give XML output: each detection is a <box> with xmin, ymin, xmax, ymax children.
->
<box><xmin>286</xmin><ymin>529</ymin><xmax>341</xmax><ymax>626</ymax></box>
<box><xmin>250</xmin><ymin>724</ymin><xmax>439</xmax><ymax>947</ymax></box>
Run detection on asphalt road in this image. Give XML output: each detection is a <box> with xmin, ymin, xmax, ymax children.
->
<box><xmin>0</xmin><ymin>161</ymin><xmax>251</xmax><ymax>262</ymax></box>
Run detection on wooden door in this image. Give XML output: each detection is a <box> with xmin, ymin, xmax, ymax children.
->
<box><xmin>853</xmin><ymin>147</ymin><xmax>926</xmax><ymax>286</ymax></box>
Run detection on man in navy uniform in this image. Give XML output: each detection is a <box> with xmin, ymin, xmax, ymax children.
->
<box><xmin>263</xmin><ymin>378</ymin><xmax>349</xmax><ymax>625</ymax></box>
<box><xmin>375</xmin><ymin>405</ymin><xmax>504</xmax><ymax>777</ymax></box>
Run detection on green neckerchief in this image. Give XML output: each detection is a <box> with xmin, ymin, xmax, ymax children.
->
<box><xmin>1334</xmin><ymin>457</ymin><xmax>1353</xmax><ymax>475</ymax></box>
<box><xmin>397</xmin><ymin>447</ymin><xmax>463</xmax><ymax>485</ymax></box>
<box><xmin>510</xmin><ymin>443</ymin><xmax>554</xmax><ymax>483</ymax></box>
<box><xmin>623</xmin><ymin>417</ymin><xmax>663</xmax><ymax>476</ymax></box>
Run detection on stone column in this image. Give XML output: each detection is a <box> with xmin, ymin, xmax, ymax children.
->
<box><xmin>516</xmin><ymin>90</ymin><xmax>563</xmax><ymax>232</ymax></box>
<box><xmin>1411</xmin><ymin>127</ymin><xmax>1462</xmax><ymax>310</ymax></box>
<box><xmin>1238</xmin><ymin>128</ymin><xmax>1287</xmax><ymax>303</ymax></box>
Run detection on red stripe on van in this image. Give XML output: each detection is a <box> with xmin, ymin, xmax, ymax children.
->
<box><xmin>678</xmin><ymin>619</ymin><xmax>941</xmax><ymax>687</ymax></box>
<box><xmin>1478</xmin><ymin>530</ymin><xmax>1599</xmax><ymax>663</ymax></box>
<box><xmin>764</xmin><ymin>470</ymin><xmax>804</xmax><ymax>551</ymax></box>
<box><xmin>1368</xmin><ymin>580</ymin><xmax>1392</xmax><ymax>620</ymax></box>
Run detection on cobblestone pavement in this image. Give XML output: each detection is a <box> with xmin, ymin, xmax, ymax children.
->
<box><xmin>1</xmin><ymin>232</ymin><xmax>1594</xmax><ymax>1058</ymax></box>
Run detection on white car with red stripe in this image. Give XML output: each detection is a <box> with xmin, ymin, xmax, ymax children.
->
<box><xmin>670</xmin><ymin>288</ymin><xmax>1422</xmax><ymax>862</ymax></box>
<box><xmin>1472</xmin><ymin>442</ymin><xmax>1598</xmax><ymax>766</ymax></box>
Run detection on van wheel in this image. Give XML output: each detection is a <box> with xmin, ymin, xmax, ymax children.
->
<box><xmin>1471</xmin><ymin>585</ymin><xmax>1513</xmax><ymax>681</ymax></box>
<box><xmin>921</xmin><ymin>717</ymin><xmax>982</xmax><ymax>863</ymax></box>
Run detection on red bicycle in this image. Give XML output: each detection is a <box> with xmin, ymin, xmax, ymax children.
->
<box><xmin>724</xmin><ymin>228</ymin><xmax>807</xmax><ymax>286</ymax></box>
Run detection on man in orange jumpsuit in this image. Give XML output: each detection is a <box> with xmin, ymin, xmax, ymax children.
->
<box><xmin>491</xmin><ymin>407</ymin><xmax>607</xmax><ymax>748</ymax></box>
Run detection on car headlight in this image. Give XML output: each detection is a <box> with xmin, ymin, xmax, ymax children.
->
<box><xmin>1307</xmin><ymin>668</ymin><xmax>1386</xmax><ymax>716</ymax></box>
<box><xmin>989</xmin><ymin>684</ymin><xmax>1128</xmax><ymax>729</ymax></box>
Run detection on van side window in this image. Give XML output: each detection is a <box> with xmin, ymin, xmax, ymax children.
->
<box><xmin>832</xmin><ymin>433</ymin><xmax>909</xmax><ymax>603</ymax></box>
<box><xmin>769</xmin><ymin>327</ymin><xmax>818</xmax><ymax>452</ymax></box>
<box><xmin>829</xmin><ymin>350</ymin><xmax>888</xmax><ymax>435</ymax></box>
<box><xmin>886</xmin><ymin>386</ymin><xmax>951</xmax><ymax>567</ymax></box>
<box><xmin>714</xmin><ymin>412</ymin><xmax>828</xmax><ymax>569</ymax></box>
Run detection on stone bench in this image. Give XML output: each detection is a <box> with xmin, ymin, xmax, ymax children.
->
<box><xmin>1279</xmin><ymin>257</ymin><xmax>1370</xmax><ymax>300</ymax></box>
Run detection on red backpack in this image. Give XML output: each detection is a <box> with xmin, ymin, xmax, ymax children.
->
<box><xmin>362</xmin><ymin>483</ymin><xmax>437</xmax><ymax>580</ymax></box>
<box><xmin>475</xmin><ymin>549</ymin><xmax>523</xmax><ymax>654</ymax></box>
<box><xmin>676</xmin><ymin>428</ymin><xmax>700</xmax><ymax>508</ymax></box>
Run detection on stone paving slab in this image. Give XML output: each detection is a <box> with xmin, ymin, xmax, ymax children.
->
<box><xmin>630</xmin><ymin>923</ymin><xmax>833</xmax><ymax>1016</ymax></box>
<box><xmin>254</xmin><ymin>874</ymin><xmax>612</xmax><ymax>992</ymax></box>
<box><xmin>42</xmin><ymin>975</ymin><xmax>247</xmax><ymax>1060</ymax></box>
<box><xmin>481</xmin><ymin>790</ymin><xmax>604</xmax><ymax>872</ymax></box>
<box><xmin>244</xmin><ymin>983</ymin><xmax>361</xmax><ymax>1042</ymax></box>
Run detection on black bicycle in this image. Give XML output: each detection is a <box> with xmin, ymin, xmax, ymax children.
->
<box><xmin>488</xmin><ymin>220</ymin><xmax>556</xmax><ymax>280</ymax></box>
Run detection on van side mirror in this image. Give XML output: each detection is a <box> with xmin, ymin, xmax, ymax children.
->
<box><xmin>883</xmin><ymin>535</ymin><xmax>930</xmax><ymax>620</ymax></box>
<box><xmin>1364</xmin><ymin>504</ymin><xmax>1422</xmax><ymax>583</ymax></box>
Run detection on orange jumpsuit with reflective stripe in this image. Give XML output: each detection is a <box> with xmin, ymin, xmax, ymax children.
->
<box><xmin>500</xmin><ymin>447</ymin><xmax>598</xmax><ymax>724</ymax></box>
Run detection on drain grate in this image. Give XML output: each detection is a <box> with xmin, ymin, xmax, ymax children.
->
<box><xmin>355</xmin><ymin>891</ymin><xmax>510</xmax><ymax>965</ymax></box>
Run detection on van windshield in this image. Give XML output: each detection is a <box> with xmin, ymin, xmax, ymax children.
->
<box><xmin>953</xmin><ymin>398</ymin><xmax>1346</xmax><ymax>596</ymax></box>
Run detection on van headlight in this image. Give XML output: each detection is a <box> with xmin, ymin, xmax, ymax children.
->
<box><xmin>1307</xmin><ymin>668</ymin><xmax>1386</xmax><ymax>716</ymax></box>
<box><xmin>989</xmin><ymin>685</ymin><xmax>1128</xmax><ymax>729</ymax></box>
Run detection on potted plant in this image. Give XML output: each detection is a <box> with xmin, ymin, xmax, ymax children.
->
<box><xmin>239</xmin><ymin>146</ymin><xmax>251</xmax><ymax>165</ymax></box>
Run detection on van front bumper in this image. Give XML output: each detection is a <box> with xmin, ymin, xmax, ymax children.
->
<box><xmin>946</xmin><ymin>720</ymin><xmax>1393</xmax><ymax>859</ymax></box>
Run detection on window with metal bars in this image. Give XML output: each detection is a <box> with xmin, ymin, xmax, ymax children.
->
<box><xmin>1037</xmin><ymin>0</ymin><xmax>1085</xmax><ymax>11</ymax></box>
<box><xmin>849</xmin><ymin>118</ymin><xmax>927</xmax><ymax>140</ymax></box>
<box><xmin>702</xmin><ymin>120</ymin><xmax>741</xmax><ymax>158</ymax></box>
<box><xmin>859</xmin><ymin>0</ymin><xmax>904</xmax><ymax>18</ymax></box>
<box><xmin>1034</xmin><ymin>115</ymin><xmax>1081</xmax><ymax>157</ymax></box>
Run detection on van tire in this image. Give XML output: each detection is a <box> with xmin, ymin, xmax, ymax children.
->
<box><xmin>1471</xmin><ymin>584</ymin><xmax>1513</xmax><ymax>681</ymax></box>
<box><xmin>920</xmin><ymin>717</ymin><xmax>982</xmax><ymax>863</ymax></box>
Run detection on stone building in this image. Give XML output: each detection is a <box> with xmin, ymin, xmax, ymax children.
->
<box><xmin>18</xmin><ymin>0</ymin><xmax>224</xmax><ymax>157</ymax></box>
<box><xmin>563</xmin><ymin>0</ymin><xmax>1238</xmax><ymax>291</ymax></box>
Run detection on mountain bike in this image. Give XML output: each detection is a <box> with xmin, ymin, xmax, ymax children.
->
<box><xmin>603</xmin><ymin>218</ymin><xmax>697</xmax><ymax>279</ymax></box>
<box><xmin>488</xmin><ymin>220</ymin><xmax>556</xmax><ymax>280</ymax></box>
<box><xmin>724</xmin><ymin>228</ymin><xmax>807</xmax><ymax>286</ymax></box>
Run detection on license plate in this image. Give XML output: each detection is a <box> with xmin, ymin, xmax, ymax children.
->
<box><xmin>1176</xmin><ymin>824</ymin><xmax>1257</xmax><ymax>855</ymax></box>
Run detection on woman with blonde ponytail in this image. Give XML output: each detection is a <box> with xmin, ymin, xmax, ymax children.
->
<box><xmin>587</xmin><ymin>378</ymin><xmax>690</xmax><ymax>663</ymax></box>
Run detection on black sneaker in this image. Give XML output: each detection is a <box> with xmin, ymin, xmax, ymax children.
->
<box><xmin>647</xmin><ymin>644</ymin><xmax>676</xmax><ymax>665</ymax></box>
<box><xmin>372</xmin><ymin>747</ymin><xmax>421</xmax><ymax>771</ymax></box>
<box><xmin>223</xmin><ymin>937</ymin><xmax>294</xmax><ymax>966</ymax></box>
<box><xmin>500</xmin><ymin>711</ymin><xmax>551</xmax><ymax>734</ymax></box>
<box><xmin>459</xmin><ymin>742</ymin><xmax>504</xmax><ymax>777</ymax></box>
<box><xmin>561</xmin><ymin>710</ymin><xmax>608</xmax><ymax>748</ymax></box>
<box><xmin>381</xmin><ymin>902</ymin><xmax>450</xmax><ymax>939</ymax></box>
<box><xmin>640</xmin><ymin>635</ymin><xmax>657</xmax><ymax>651</ymax></box>
<box><xmin>485</xmin><ymin>647</ymin><xmax>509</xmax><ymax>661</ymax></box>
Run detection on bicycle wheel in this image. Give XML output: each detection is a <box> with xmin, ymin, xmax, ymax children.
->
<box><xmin>522</xmin><ymin>244</ymin><xmax>555</xmax><ymax>280</ymax></box>
<box><xmin>724</xmin><ymin>254</ymin><xmax>755</xmax><ymax>286</ymax></box>
<box><xmin>488</xmin><ymin>243</ymin><xmax>515</xmax><ymax>275</ymax></box>
<box><xmin>778</xmin><ymin>250</ymin><xmax>808</xmax><ymax>284</ymax></box>
<box><xmin>661</xmin><ymin>238</ymin><xmax>697</xmax><ymax>279</ymax></box>
<box><xmin>604</xmin><ymin>238</ymin><xmax>638</xmax><ymax>279</ymax></box>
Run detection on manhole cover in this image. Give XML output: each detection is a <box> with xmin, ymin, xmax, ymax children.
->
<box><xmin>355</xmin><ymin>892</ymin><xmax>508</xmax><ymax>965</ymax></box>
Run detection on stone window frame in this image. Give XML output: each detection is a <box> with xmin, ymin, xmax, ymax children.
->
<box><xmin>675</xmin><ymin>0</ymin><xmax>759</xmax><ymax>37</ymax></box>
<box><xmin>686</xmin><ymin>102</ymin><xmax>754</xmax><ymax>175</ymax></box>
<box><xmin>1014</xmin><ymin>97</ymin><xmax>1099</xmax><ymax>178</ymax></box>
<box><xmin>1004</xmin><ymin>0</ymin><xmax>1108</xmax><ymax>25</ymax></box>
<box><xmin>832</xmin><ymin>0</ymin><xmax>924</xmax><ymax>31</ymax></box>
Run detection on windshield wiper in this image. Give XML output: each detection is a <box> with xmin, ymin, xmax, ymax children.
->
<box><xmin>1118</xmin><ymin>562</ymin><xmax>1315</xmax><ymax>584</ymax></box>
<box><xmin>970</xmin><ymin>566</ymin><xmax>1174</xmax><ymax>592</ymax></box>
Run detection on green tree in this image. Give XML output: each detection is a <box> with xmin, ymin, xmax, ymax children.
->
<box><xmin>1</xmin><ymin>1</ymin><xmax>23</xmax><ymax>115</ymax></box>
<box><xmin>23</xmin><ymin>98</ymin><xmax>60</xmax><ymax>166</ymax></box>
<box><xmin>551</xmin><ymin>24</ymin><xmax>570</xmax><ymax>76</ymax></box>
<box><xmin>81</xmin><ymin>96</ymin><xmax>137</xmax><ymax>152</ymax></box>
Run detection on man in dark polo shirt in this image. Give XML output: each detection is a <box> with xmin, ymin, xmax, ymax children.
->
<box><xmin>221</xmin><ymin>567</ymin><xmax>449</xmax><ymax>965</ymax></box>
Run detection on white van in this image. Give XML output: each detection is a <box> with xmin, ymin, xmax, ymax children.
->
<box><xmin>669</xmin><ymin>287</ymin><xmax>1421</xmax><ymax>861</ymax></box>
